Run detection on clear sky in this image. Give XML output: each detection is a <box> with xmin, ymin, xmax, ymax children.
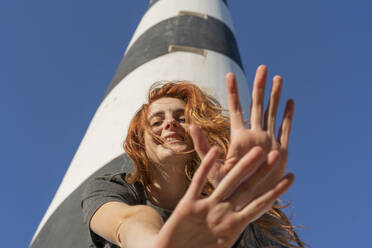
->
<box><xmin>1</xmin><ymin>0</ymin><xmax>371</xmax><ymax>247</ymax></box>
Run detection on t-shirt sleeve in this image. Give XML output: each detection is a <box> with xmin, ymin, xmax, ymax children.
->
<box><xmin>81</xmin><ymin>173</ymin><xmax>146</xmax><ymax>247</ymax></box>
<box><xmin>236</xmin><ymin>222</ymin><xmax>290</xmax><ymax>248</ymax></box>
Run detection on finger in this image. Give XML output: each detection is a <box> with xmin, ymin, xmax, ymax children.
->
<box><xmin>229</xmin><ymin>151</ymin><xmax>281</xmax><ymax>210</ymax></box>
<box><xmin>277</xmin><ymin>99</ymin><xmax>295</xmax><ymax>150</ymax></box>
<box><xmin>211</xmin><ymin>147</ymin><xmax>265</xmax><ymax>202</ymax></box>
<box><xmin>226</xmin><ymin>72</ymin><xmax>244</xmax><ymax>129</ymax></box>
<box><xmin>250</xmin><ymin>65</ymin><xmax>268</xmax><ymax>129</ymax></box>
<box><xmin>186</xmin><ymin>147</ymin><xmax>219</xmax><ymax>199</ymax></box>
<box><xmin>238</xmin><ymin>173</ymin><xmax>295</xmax><ymax>223</ymax></box>
<box><xmin>190</xmin><ymin>124</ymin><xmax>211</xmax><ymax>160</ymax></box>
<box><xmin>263</xmin><ymin>76</ymin><xmax>283</xmax><ymax>134</ymax></box>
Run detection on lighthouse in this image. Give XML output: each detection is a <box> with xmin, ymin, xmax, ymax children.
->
<box><xmin>31</xmin><ymin>0</ymin><xmax>249</xmax><ymax>247</ymax></box>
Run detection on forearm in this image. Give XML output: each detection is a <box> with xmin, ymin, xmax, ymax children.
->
<box><xmin>90</xmin><ymin>202</ymin><xmax>164</xmax><ymax>248</ymax></box>
<box><xmin>118</xmin><ymin>205</ymin><xmax>164</xmax><ymax>248</ymax></box>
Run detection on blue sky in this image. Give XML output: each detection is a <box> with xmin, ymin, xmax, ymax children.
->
<box><xmin>1</xmin><ymin>0</ymin><xmax>371</xmax><ymax>247</ymax></box>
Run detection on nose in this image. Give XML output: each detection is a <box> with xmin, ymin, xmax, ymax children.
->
<box><xmin>164</xmin><ymin>119</ymin><xmax>179</xmax><ymax>130</ymax></box>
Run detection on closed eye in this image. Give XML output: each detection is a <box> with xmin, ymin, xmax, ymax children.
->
<box><xmin>177</xmin><ymin>117</ymin><xmax>186</xmax><ymax>123</ymax></box>
<box><xmin>151</xmin><ymin>121</ymin><xmax>162</xmax><ymax>127</ymax></box>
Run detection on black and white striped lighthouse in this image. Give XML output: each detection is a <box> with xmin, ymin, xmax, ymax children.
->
<box><xmin>31</xmin><ymin>0</ymin><xmax>250</xmax><ymax>247</ymax></box>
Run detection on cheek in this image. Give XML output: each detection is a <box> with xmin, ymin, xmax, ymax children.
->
<box><xmin>144</xmin><ymin>132</ymin><xmax>160</xmax><ymax>156</ymax></box>
<box><xmin>144</xmin><ymin>134</ymin><xmax>156</xmax><ymax>160</ymax></box>
<box><xmin>146</xmin><ymin>129</ymin><xmax>163</xmax><ymax>146</ymax></box>
<box><xmin>144</xmin><ymin>132</ymin><xmax>154</xmax><ymax>148</ymax></box>
<box><xmin>151</xmin><ymin>126</ymin><xmax>162</xmax><ymax>135</ymax></box>
<box><xmin>180</xmin><ymin>124</ymin><xmax>192</xmax><ymax>144</ymax></box>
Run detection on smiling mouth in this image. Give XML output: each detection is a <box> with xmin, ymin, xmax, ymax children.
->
<box><xmin>165</xmin><ymin>138</ymin><xmax>184</xmax><ymax>144</ymax></box>
<box><xmin>163</xmin><ymin>136</ymin><xmax>185</xmax><ymax>144</ymax></box>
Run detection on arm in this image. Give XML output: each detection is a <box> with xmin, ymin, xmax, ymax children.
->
<box><xmin>81</xmin><ymin>174</ymin><xmax>165</xmax><ymax>248</ymax></box>
<box><xmin>90</xmin><ymin>202</ymin><xmax>163</xmax><ymax>247</ymax></box>
<box><xmin>88</xmin><ymin>147</ymin><xmax>293</xmax><ymax>248</ymax></box>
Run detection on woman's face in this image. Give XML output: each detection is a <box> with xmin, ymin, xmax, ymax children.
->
<box><xmin>144</xmin><ymin>97</ymin><xmax>191</xmax><ymax>165</ymax></box>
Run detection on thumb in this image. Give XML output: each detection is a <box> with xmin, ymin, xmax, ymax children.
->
<box><xmin>190</xmin><ymin>124</ymin><xmax>211</xmax><ymax>160</ymax></box>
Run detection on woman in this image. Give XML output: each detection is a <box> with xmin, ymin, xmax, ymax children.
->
<box><xmin>82</xmin><ymin>65</ymin><xmax>305</xmax><ymax>248</ymax></box>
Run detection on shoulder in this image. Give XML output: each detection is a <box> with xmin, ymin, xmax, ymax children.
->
<box><xmin>81</xmin><ymin>172</ymin><xmax>146</xmax><ymax>224</ymax></box>
<box><xmin>81</xmin><ymin>173</ymin><xmax>148</xmax><ymax>247</ymax></box>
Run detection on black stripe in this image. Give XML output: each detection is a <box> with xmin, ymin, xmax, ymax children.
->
<box><xmin>148</xmin><ymin>0</ymin><xmax>159</xmax><ymax>9</ymax></box>
<box><xmin>148</xmin><ymin>0</ymin><xmax>228</xmax><ymax>10</ymax></box>
<box><xmin>104</xmin><ymin>14</ymin><xmax>242</xmax><ymax>99</ymax></box>
<box><xmin>30</xmin><ymin>155</ymin><xmax>133</xmax><ymax>248</ymax></box>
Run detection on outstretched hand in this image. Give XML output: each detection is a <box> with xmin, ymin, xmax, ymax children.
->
<box><xmin>154</xmin><ymin>146</ymin><xmax>294</xmax><ymax>248</ymax></box>
<box><xmin>190</xmin><ymin>65</ymin><xmax>295</xmax><ymax>195</ymax></box>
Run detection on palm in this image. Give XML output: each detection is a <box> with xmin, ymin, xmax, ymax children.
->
<box><xmin>225</xmin><ymin>127</ymin><xmax>287</xmax><ymax>194</ymax></box>
<box><xmin>155</xmin><ymin>147</ymin><xmax>294</xmax><ymax>248</ymax></box>
<box><xmin>202</xmin><ymin>130</ymin><xmax>273</xmax><ymax>187</ymax></box>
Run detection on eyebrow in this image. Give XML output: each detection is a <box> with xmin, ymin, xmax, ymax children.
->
<box><xmin>148</xmin><ymin>108</ymin><xmax>185</xmax><ymax>120</ymax></box>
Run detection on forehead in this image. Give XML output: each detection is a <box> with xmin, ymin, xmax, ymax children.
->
<box><xmin>148</xmin><ymin>97</ymin><xmax>186</xmax><ymax>116</ymax></box>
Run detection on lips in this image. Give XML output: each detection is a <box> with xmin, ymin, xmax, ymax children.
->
<box><xmin>163</xmin><ymin>133</ymin><xmax>185</xmax><ymax>144</ymax></box>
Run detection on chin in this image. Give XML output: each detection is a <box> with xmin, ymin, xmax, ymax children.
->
<box><xmin>162</xmin><ymin>144</ymin><xmax>188</xmax><ymax>155</ymax></box>
<box><xmin>158</xmin><ymin>144</ymin><xmax>191</xmax><ymax>161</ymax></box>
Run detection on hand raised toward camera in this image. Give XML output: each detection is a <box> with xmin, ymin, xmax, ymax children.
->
<box><xmin>191</xmin><ymin>65</ymin><xmax>295</xmax><ymax>193</ymax></box>
<box><xmin>154</xmin><ymin>147</ymin><xmax>294</xmax><ymax>248</ymax></box>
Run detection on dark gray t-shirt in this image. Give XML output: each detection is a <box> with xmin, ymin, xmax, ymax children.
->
<box><xmin>81</xmin><ymin>173</ymin><xmax>286</xmax><ymax>248</ymax></box>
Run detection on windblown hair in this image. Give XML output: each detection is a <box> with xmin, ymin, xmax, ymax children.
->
<box><xmin>124</xmin><ymin>82</ymin><xmax>305</xmax><ymax>248</ymax></box>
